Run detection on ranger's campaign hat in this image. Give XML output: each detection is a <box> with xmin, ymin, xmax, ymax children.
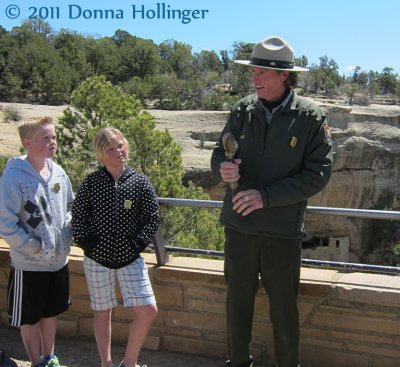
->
<box><xmin>234</xmin><ymin>36</ymin><xmax>308</xmax><ymax>72</ymax></box>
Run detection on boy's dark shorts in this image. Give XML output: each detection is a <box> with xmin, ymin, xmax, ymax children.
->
<box><xmin>7</xmin><ymin>265</ymin><xmax>70</xmax><ymax>327</ymax></box>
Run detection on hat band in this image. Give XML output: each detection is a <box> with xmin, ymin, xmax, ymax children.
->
<box><xmin>250</xmin><ymin>57</ymin><xmax>295</xmax><ymax>69</ymax></box>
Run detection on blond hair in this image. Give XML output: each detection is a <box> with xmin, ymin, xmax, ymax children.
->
<box><xmin>93</xmin><ymin>127</ymin><xmax>129</xmax><ymax>165</ymax></box>
<box><xmin>17</xmin><ymin>116</ymin><xmax>54</xmax><ymax>142</ymax></box>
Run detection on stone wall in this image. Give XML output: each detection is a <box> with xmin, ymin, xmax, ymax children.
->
<box><xmin>1</xmin><ymin>242</ymin><xmax>399</xmax><ymax>367</ymax></box>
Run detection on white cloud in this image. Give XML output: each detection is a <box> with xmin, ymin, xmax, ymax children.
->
<box><xmin>345</xmin><ymin>65</ymin><xmax>357</xmax><ymax>73</ymax></box>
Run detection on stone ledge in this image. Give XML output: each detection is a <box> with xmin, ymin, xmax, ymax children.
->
<box><xmin>1</xmin><ymin>239</ymin><xmax>400</xmax><ymax>366</ymax></box>
<box><xmin>1</xmin><ymin>240</ymin><xmax>400</xmax><ymax>304</ymax></box>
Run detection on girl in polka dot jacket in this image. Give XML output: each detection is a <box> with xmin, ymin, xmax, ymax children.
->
<box><xmin>72</xmin><ymin>127</ymin><xmax>160</xmax><ymax>367</ymax></box>
<box><xmin>72</xmin><ymin>128</ymin><xmax>160</xmax><ymax>269</ymax></box>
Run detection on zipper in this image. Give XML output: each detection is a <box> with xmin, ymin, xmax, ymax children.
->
<box><xmin>115</xmin><ymin>181</ymin><xmax>119</xmax><ymax>221</ymax></box>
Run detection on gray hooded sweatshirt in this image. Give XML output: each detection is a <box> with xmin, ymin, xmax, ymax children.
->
<box><xmin>0</xmin><ymin>156</ymin><xmax>74</xmax><ymax>271</ymax></box>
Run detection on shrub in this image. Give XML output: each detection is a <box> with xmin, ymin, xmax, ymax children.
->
<box><xmin>353</xmin><ymin>93</ymin><xmax>371</xmax><ymax>106</ymax></box>
<box><xmin>0</xmin><ymin>156</ymin><xmax>10</xmax><ymax>176</ymax></box>
<box><xmin>3</xmin><ymin>107</ymin><xmax>22</xmax><ymax>122</ymax></box>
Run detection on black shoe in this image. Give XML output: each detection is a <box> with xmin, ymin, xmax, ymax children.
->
<box><xmin>0</xmin><ymin>350</ymin><xmax>18</xmax><ymax>367</ymax></box>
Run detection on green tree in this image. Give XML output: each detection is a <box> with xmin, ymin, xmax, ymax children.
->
<box><xmin>115</xmin><ymin>35</ymin><xmax>161</xmax><ymax>81</ymax></box>
<box><xmin>85</xmin><ymin>37</ymin><xmax>120</xmax><ymax>83</ymax></box>
<box><xmin>377</xmin><ymin>67</ymin><xmax>398</xmax><ymax>95</ymax></box>
<box><xmin>351</xmin><ymin>66</ymin><xmax>361</xmax><ymax>84</ymax></box>
<box><xmin>0</xmin><ymin>28</ymin><xmax>23</xmax><ymax>101</ymax></box>
<box><xmin>122</xmin><ymin>76</ymin><xmax>151</xmax><ymax>106</ymax></box>
<box><xmin>55</xmin><ymin>75</ymin><xmax>223</xmax><ymax>249</ymax></box>
<box><xmin>162</xmin><ymin>182</ymin><xmax>225</xmax><ymax>250</ymax></box>
<box><xmin>395</xmin><ymin>80</ymin><xmax>400</xmax><ymax>103</ymax></box>
<box><xmin>10</xmin><ymin>20</ymin><xmax>51</xmax><ymax>44</ymax></box>
<box><xmin>355</xmin><ymin>71</ymin><xmax>369</xmax><ymax>91</ymax></box>
<box><xmin>219</xmin><ymin>50</ymin><xmax>231</xmax><ymax>71</ymax></box>
<box><xmin>21</xmin><ymin>18</ymin><xmax>53</xmax><ymax>39</ymax></box>
<box><xmin>308</xmin><ymin>55</ymin><xmax>342</xmax><ymax>96</ymax></box>
<box><xmin>5</xmin><ymin>22</ymin><xmax>72</xmax><ymax>103</ymax></box>
<box><xmin>147</xmin><ymin>73</ymin><xmax>185</xmax><ymax>109</ymax></box>
<box><xmin>368</xmin><ymin>71</ymin><xmax>381</xmax><ymax>99</ymax></box>
<box><xmin>159</xmin><ymin>39</ymin><xmax>194</xmax><ymax>79</ymax></box>
<box><xmin>230</xmin><ymin>41</ymin><xmax>253</xmax><ymax>96</ymax></box>
<box><xmin>111</xmin><ymin>29</ymin><xmax>132</xmax><ymax>46</ymax></box>
<box><xmin>39</xmin><ymin>55</ymin><xmax>72</xmax><ymax>104</ymax></box>
<box><xmin>54</xmin><ymin>30</ymin><xmax>92</xmax><ymax>89</ymax></box>
<box><xmin>203</xmin><ymin>87</ymin><xmax>237</xmax><ymax>111</ymax></box>
<box><xmin>343</xmin><ymin>83</ymin><xmax>360</xmax><ymax>105</ymax></box>
<box><xmin>295</xmin><ymin>55</ymin><xmax>308</xmax><ymax>68</ymax></box>
<box><xmin>194</xmin><ymin>50</ymin><xmax>223</xmax><ymax>74</ymax></box>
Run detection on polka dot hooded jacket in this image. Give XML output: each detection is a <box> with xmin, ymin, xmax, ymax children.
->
<box><xmin>71</xmin><ymin>166</ymin><xmax>160</xmax><ymax>269</ymax></box>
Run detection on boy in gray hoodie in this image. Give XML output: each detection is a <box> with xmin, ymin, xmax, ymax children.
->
<box><xmin>0</xmin><ymin>117</ymin><xmax>74</xmax><ymax>367</ymax></box>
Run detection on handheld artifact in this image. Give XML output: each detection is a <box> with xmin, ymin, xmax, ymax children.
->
<box><xmin>222</xmin><ymin>132</ymin><xmax>239</xmax><ymax>195</ymax></box>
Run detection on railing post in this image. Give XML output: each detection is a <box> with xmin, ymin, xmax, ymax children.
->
<box><xmin>152</xmin><ymin>227</ymin><xmax>169</xmax><ymax>265</ymax></box>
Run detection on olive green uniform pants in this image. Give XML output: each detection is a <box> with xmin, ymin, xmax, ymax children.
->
<box><xmin>224</xmin><ymin>228</ymin><xmax>301</xmax><ymax>367</ymax></box>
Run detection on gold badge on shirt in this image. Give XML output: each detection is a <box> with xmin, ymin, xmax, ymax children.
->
<box><xmin>290</xmin><ymin>136</ymin><xmax>298</xmax><ymax>148</ymax></box>
<box><xmin>124</xmin><ymin>199</ymin><xmax>133</xmax><ymax>209</ymax></box>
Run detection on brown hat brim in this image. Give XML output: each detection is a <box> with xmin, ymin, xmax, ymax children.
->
<box><xmin>234</xmin><ymin>59</ymin><xmax>309</xmax><ymax>72</ymax></box>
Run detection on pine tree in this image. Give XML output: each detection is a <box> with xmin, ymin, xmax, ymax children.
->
<box><xmin>55</xmin><ymin>75</ymin><xmax>224</xmax><ymax>251</ymax></box>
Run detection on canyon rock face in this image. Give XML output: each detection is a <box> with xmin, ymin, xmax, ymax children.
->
<box><xmin>307</xmin><ymin>103</ymin><xmax>400</xmax><ymax>263</ymax></box>
<box><xmin>150</xmin><ymin>101</ymin><xmax>400</xmax><ymax>264</ymax></box>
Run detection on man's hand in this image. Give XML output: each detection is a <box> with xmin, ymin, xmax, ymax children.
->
<box><xmin>232</xmin><ymin>189</ymin><xmax>263</xmax><ymax>216</ymax></box>
<box><xmin>220</xmin><ymin>159</ymin><xmax>241</xmax><ymax>183</ymax></box>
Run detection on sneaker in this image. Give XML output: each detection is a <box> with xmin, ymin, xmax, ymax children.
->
<box><xmin>42</xmin><ymin>355</ymin><xmax>61</xmax><ymax>367</ymax></box>
<box><xmin>0</xmin><ymin>350</ymin><xmax>18</xmax><ymax>367</ymax></box>
<box><xmin>33</xmin><ymin>361</ymin><xmax>46</xmax><ymax>367</ymax></box>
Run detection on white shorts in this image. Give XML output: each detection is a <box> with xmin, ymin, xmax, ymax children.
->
<box><xmin>83</xmin><ymin>256</ymin><xmax>156</xmax><ymax>311</ymax></box>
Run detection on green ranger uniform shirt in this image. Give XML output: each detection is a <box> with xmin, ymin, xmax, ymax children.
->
<box><xmin>211</xmin><ymin>91</ymin><xmax>333</xmax><ymax>239</ymax></box>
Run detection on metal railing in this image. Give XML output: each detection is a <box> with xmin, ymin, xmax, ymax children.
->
<box><xmin>152</xmin><ymin>198</ymin><xmax>400</xmax><ymax>275</ymax></box>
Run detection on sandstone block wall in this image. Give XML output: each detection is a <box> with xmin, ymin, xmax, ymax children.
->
<box><xmin>1</xmin><ymin>242</ymin><xmax>399</xmax><ymax>367</ymax></box>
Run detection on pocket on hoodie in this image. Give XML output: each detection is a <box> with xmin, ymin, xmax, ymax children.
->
<box><xmin>80</xmin><ymin>234</ymin><xmax>100</xmax><ymax>255</ymax></box>
<box><xmin>54</xmin><ymin>226</ymin><xmax>73</xmax><ymax>256</ymax></box>
<box><xmin>24</xmin><ymin>237</ymin><xmax>42</xmax><ymax>255</ymax></box>
<box><xmin>62</xmin><ymin>225</ymin><xmax>73</xmax><ymax>248</ymax></box>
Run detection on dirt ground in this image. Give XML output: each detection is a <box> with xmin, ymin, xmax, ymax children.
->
<box><xmin>0</xmin><ymin>102</ymin><xmax>227</xmax><ymax>174</ymax></box>
<box><xmin>0</xmin><ymin>103</ymin><xmax>66</xmax><ymax>157</ymax></box>
<box><xmin>0</xmin><ymin>326</ymin><xmax>223</xmax><ymax>367</ymax></box>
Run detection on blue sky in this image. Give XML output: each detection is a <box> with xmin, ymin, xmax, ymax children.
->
<box><xmin>1</xmin><ymin>0</ymin><xmax>399</xmax><ymax>75</ymax></box>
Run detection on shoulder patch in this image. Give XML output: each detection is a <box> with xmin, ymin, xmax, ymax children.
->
<box><xmin>324</xmin><ymin>123</ymin><xmax>332</xmax><ymax>144</ymax></box>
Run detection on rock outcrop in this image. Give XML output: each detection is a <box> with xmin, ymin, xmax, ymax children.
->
<box><xmin>308</xmin><ymin>102</ymin><xmax>400</xmax><ymax>263</ymax></box>
<box><xmin>150</xmin><ymin>101</ymin><xmax>400</xmax><ymax>264</ymax></box>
